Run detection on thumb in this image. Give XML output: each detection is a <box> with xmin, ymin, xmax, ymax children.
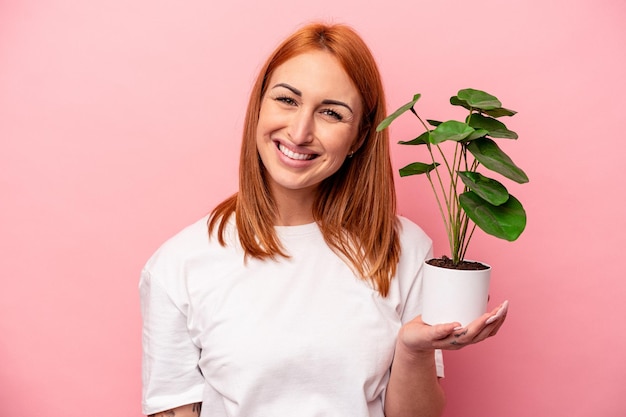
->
<box><xmin>430</xmin><ymin>322</ymin><xmax>462</xmax><ymax>340</ymax></box>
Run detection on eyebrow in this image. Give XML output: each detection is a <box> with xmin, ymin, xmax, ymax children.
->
<box><xmin>272</xmin><ymin>83</ymin><xmax>354</xmax><ymax>114</ymax></box>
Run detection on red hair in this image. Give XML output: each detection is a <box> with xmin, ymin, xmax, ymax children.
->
<box><xmin>209</xmin><ymin>23</ymin><xmax>400</xmax><ymax>296</ymax></box>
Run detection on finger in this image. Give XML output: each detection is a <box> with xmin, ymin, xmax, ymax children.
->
<box><xmin>487</xmin><ymin>309</ymin><xmax>508</xmax><ymax>336</ymax></box>
<box><xmin>430</xmin><ymin>324</ymin><xmax>472</xmax><ymax>350</ymax></box>
<box><xmin>450</xmin><ymin>307</ymin><xmax>506</xmax><ymax>346</ymax></box>
<box><xmin>471</xmin><ymin>325</ymin><xmax>496</xmax><ymax>344</ymax></box>
<box><xmin>431</xmin><ymin>336</ymin><xmax>465</xmax><ymax>351</ymax></box>
<box><xmin>431</xmin><ymin>322</ymin><xmax>462</xmax><ymax>340</ymax></box>
<box><xmin>432</xmin><ymin>301</ymin><xmax>509</xmax><ymax>349</ymax></box>
<box><xmin>485</xmin><ymin>300</ymin><xmax>509</xmax><ymax>325</ymax></box>
<box><xmin>472</xmin><ymin>306</ymin><xmax>508</xmax><ymax>342</ymax></box>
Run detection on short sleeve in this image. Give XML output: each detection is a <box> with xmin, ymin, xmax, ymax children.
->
<box><xmin>140</xmin><ymin>268</ymin><xmax>204</xmax><ymax>415</ymax></box>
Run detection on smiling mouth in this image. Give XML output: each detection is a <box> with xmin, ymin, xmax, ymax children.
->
<box><xmin>277</xmin><ymin>143</ymin><xmax>317</xmax><ymax>161</ymax></box>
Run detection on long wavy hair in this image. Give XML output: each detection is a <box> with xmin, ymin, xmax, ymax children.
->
<box><xmin>208</xmin><ymin>22</ymin><xmax>400</xmax><ymax>296</ymax></box>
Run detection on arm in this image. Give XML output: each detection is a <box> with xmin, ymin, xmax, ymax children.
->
<box><xmin>148</xmin><ymin>402</ymin><xmax>202</xmax><ymax>417</ymax></box>
<box><xmin>384</xmin><ymin>326</ymin><xmax>448</xmax><ymax>417</ymax></box>
<box><xmin>385</xmin><ymin>301</ymin><xmax>509</xmax><ymax>417</ymax></box>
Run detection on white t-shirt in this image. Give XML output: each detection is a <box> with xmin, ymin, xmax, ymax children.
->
<box><xmin>140</xmin><ymin>215</ymin><xmax>442</xmax><ymax>417</ymax></box>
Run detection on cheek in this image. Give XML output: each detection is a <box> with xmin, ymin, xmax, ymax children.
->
<box><xmin>256</xmin><ymin>108</ymin><xmax>277</xmax><ymax>147</ymax></box>
<box><xmin>257</xmin><ymin>100</ymin><xmax>286</xmax><ymax>129</ymax></box>
<box><xmin>256</xmin><ymin>107</ymin><xmax>269</xmax><ymax>135</ymax></box>
<box><xmin>323</xmin><ymin>127</ymin><xmax>357</xmax><ymax>156</ymax></box>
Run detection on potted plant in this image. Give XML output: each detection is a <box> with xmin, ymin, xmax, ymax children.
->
<box><xmin>377</xmin><ymin>89</ymin><xmax>528</xmax><ymax>326</ymax></box>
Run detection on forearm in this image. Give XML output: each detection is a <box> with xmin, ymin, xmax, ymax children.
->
<box><xmin>384</xmin><ymin>342</ymin><xmax>445</xmax><ymax>417</ymax></box>
<box><xmin>148</xmin><ymin>402</ymin><xmax>202</xmax><ymax>417</ymax></box>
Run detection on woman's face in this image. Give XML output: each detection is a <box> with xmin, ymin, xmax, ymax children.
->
<box><xmin>256</xmin><ymin>50</ymin><xmax>362</xmax><ymax>199</ymax></box>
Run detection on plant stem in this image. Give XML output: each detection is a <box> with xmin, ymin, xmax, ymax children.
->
<box><xmin>460</xmin><ymin>223</ymin><xmax>477</xmax><ymax>261</ymax></box>
<box><xmin>410</xmin><ymin>105</ymin><xmax>486</xmax><ymax>265</ymax></box>
<box><xmin>411</xmin><ymin>109</ymin><xmax>455</xmax><ymax>251</ymax></box>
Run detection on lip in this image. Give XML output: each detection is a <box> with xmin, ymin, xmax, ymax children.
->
<box><xmin>274</xmin><ymin>140</ymin><xmax>318</xmax><ymax>164</ymax></box>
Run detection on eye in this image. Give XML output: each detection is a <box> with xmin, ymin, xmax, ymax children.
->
<box><xmin>321</xmin><ymin>108</ymin><xmax>343</xmax><ymax>121</ymax></box>
<box><xmin>274</xmin><ymin>95</ymin><xmax>297</xmax><ymax>106</ymax></box>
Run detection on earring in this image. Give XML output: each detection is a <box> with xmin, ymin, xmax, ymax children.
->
<box><xmin>347</xmin><ymin>151</ymin><xmax>354</xmax><ymax>159</ymax></box>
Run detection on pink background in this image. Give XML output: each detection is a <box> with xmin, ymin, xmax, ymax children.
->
<box><xmin>1</xmin><ymin>0</ymin><xmax>625</xmax><ymax>416</ymax></box>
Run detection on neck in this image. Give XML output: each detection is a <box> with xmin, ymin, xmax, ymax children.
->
<box><xmin>271</xmin><ymin>186</ymin><xmax>317</xmax><ymax>226</ymax></box>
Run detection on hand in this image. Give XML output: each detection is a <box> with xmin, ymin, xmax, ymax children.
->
<box><xmin>398</xmin><ymin>300</ymin><xmax>509</xmax><ymax>353</ymax></box>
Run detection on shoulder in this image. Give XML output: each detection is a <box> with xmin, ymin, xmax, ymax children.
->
<box><xmin>142</xmin><ymin>214</ymin><xmax>221</xmax><ymax>278</ymax></box>
<box><xmin>394</xmin><ymin>215</ymin><xmax>433</xmax><ymax>282</ymax></box>
<box><xmin>396</xmin><ymin>215</ymin><xmax>432</xmax><ymax>251</ymax></box>
<box><xmin>390</xmin><ymin>216</ymin><xmax>433</xmax><ymax>319</ymax></box>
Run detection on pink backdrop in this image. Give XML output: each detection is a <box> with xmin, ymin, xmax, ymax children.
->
<box><xmin>1</xmin><ymin>0</ymin><xmax>625</xmax><ymax>416</ymax></box>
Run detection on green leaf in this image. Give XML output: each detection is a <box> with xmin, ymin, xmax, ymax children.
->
<box><xmin>399</xmin><ymin>162</ymin><xmax>439</xmax><ymax>177</ymax></box>
<box><xmin>467</xmin><ymin>138</ymin><xmax>529</xmax><ymax>184</ymax></box>
<box><xmin>484</xmin><ymin>107</ymin><xmax>517</xmax><ymax>118</ymax></box>
<box><xmin>450</xmin><ymin>95</ymin><xmax>470</xmax><ymax>110</ymax></box>
<box><xmin>459</xmin><ymin>192</ymin><xmax>527</xmax><ymax>241</ymax></box>
<box><xmin>453</xmin><ymin>90</ymin><xmax>516</xmax><ymax>117</ymax></box>
<box><xmin>468</xmin><ymin>113</ymin><xmax>518</xmax><ymax>139</ymax></box>
<box><xmin>427</xmin><ymin>119</ymin><xmax>442</xmax><ymax>127</ymax></box>
<box><xmin>399</xmin><ymin>131</ymin><xmax>430</xmax><ymax>145</ymax></box>
<box><xmin>467</xmin><ymin>128</ymin><xmax>489</xmax><ymax>141</ymax></box>
<box><xmin>376</xmin><ymin>94</ymin><xmax>421</xmax><ymax>132</ymax></box>
<box><xmin>457</xmin><ymin>89</ymin><xmax>502</xmax><ymax>110</ymax></box>
<box><xmin>458</xmin><ymin>171</ymin><xmax>509</xmax><ymax>206</ymax></box>
<box><xmin>430</xmin><ymin>120</ymin><xmax>475</xmax><ymax>144</ymax></box>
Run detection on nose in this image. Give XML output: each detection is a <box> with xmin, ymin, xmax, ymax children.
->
<box><xmin>288</xmin><ymin>109</ymin><xmax>315</xmax><ymax>145</ymax></box>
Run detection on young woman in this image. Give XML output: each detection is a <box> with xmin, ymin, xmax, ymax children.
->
<box><xmin>140</xmin><ymin>22</ymin><xmax>508</xmax><ymax>417</ymax></box>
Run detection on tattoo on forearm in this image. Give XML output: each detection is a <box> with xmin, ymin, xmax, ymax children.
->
<box><xmin>147</xmin><ymin>403</ymin><xmax>201</xmax><ymax>417</ymax></box>
<box><xmin>148</xmin><ymin>411</ymin><xmax>175</xmax><ymax>417</ymax></box>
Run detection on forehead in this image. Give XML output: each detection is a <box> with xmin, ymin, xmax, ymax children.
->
<box><xmin>268</xmin><ymin>51</ymin><xmax>361</xmax><ymax>104</ymax></box>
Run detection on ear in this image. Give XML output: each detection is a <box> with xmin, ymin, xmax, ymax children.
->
<box><xmin>350</xmin><ymin>131</ymin><xmax>368</xmax><ymax>156</ymax></box>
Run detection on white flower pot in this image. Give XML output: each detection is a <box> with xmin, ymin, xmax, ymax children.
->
<box><xmin>421</xmin><ymin>260</ymin><xmax>491</xmax><ymax>327</ymax></box>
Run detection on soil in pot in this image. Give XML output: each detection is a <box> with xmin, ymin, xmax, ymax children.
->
<box><xmin>427</xmin><ymin>255</ymin><xmax>489</xmax><ymax>270</ymax></box>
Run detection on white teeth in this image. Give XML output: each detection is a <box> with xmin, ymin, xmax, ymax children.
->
<box><xmin>278</xmin><ymin>144</ymin><xmax>315</xmax><ymax>160</ymax></box>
